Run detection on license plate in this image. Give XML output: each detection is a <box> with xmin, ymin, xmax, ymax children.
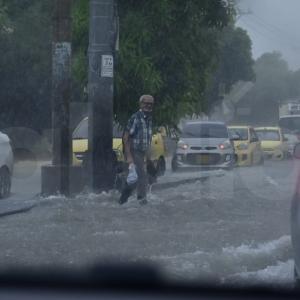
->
<box><xmin>196</xmin><ymin>155</ymin><xmax>209</xmax><ymax>164</ymax></box>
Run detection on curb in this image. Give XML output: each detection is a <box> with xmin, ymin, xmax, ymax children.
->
<box><xmin>0</xmin><ymin>204</ymin><xmax>36</xmax><ymax>218</ymax></box>
<box><xmin>0</xmin><ymin>171</ymin><xmax>226</xmax><ymax>214</ymax></box>
<box><xmin>152</xmin><ymin>176</ymin><xmax>208</xmax><ymax>191</ymax></box>
<box><xmin>152</xmin><ymin>171</ymin><xmax>225</xmax><ymax>191</ymax></box>
<box><xmin>0</xmin><ymin>194</ymin><xmax>40</xmax><ymax>218</ymax></box>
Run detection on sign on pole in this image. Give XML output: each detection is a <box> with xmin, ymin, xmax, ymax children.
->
<box><xmin>101</xmin><ymin>55</ymin><xmax>114</xmax><ymax>78</ymax></box>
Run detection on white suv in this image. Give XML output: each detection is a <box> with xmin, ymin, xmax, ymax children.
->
<box><xmin>172</xmin><ymin>121</ymin><xmax>235</xmax><ymax>171</ymax></box>
<box><xmin>0</xmin><ymin>131</ymin><xmax>13</xmax><ymax>198</ymax></box>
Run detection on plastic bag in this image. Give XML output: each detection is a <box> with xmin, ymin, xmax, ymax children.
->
<box><xmin>126</xmin><ymin>163</ymin><xmax>138</xmax><ymax>185</ymax></box>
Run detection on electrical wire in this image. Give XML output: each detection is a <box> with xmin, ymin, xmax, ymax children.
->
<box><xmin>248</xmin><ymin>13</ymin><xmax>300</xmax><ymax>50</ymax></box>
<box><xmin>239</xmin><ymin>16</ymin><xmax>300</xmax><ymax>51</ymax></box>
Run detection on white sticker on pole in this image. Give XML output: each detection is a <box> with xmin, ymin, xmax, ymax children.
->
<box><xmin>101</xmin><ymin>55</ymin><xmax>114</xmax><ymax>78</ymax></box>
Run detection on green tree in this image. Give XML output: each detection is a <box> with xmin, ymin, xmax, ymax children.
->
<box><xmin>287</xmin><ymin>69</ymin><xmax>300</xmax><ymax>99</ymax></box>
<box><xmin>0</xmin><ymin>0</ymin><xmax>253</xmax><ymax>132</ymax></box>
<box><xmin>0</xmin><ymin>0</ymin><xmax>8</xmax><ymax>31</ymax></box>
<box><xmin>206</xmin><ymin>26</ymin><xmax>255</xmax><ymax>109</ymax></box>
<box><xmin>72</xmin><ymin>0</ymin><xmax>238</xmax><ymax>126</ymax></box>
<box><xmin>0</xmin><ymin>0</ymin><xmax>52</xmax><ymax>131</ymax></box>
<box><xmin>236</xmin><ymin>52</ymin><xmax>290</xmax><ymax>125</ymax></box>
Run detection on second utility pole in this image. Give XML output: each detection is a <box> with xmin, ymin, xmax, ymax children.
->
<box><xmin>88</xmin><ymin>0</ymin><xmax>115</xmax><ymax>192</ymax></box>
<box><xmin>41</xmin><ymin>0</ymin><xmax>72</xmax><ymax>196</ymax></box>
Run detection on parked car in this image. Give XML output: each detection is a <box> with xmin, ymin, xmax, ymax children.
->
<box><xmin>171</xmin><ymin>121</ymin><xmax>235</xmax><ymax>171</ymax></box>
<box><xmin>254</xmin><ymin>127</ymin><xmax>289</xmax><ymax>160</ymax></box>
<box><xmin>228</xmin><ymin>126</ymin><xmax>264</xmax><ymax>166</ymax></box>
<box><xmin>279</xmin><ymin>115</ymin><xmax>300</xmax><ymax>157</ymax></box>
<box><xmin>0</xmin><ymin>131</ymin><xmax>13</xmax><ymax>198</ymax></box>
<box><xmin>284</xmin><ymin>132</ymin><xmax>299</xmax><ymax>158</ymax></box>
<box><xmin>72</xmin><ymin>117</ymin><xmax>166</xmax><ymax>175</ymax></box>
<box><xmin>291</xmin><ymin>143</ymin><xmax>300</xmax><ymax>286</ymax></box>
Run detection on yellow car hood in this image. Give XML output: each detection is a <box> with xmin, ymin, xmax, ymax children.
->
<box><xmin>113</xmin><ymin>138</ymin><xmax>122</xmax><ymax>151</ymax></box>
<box><xmin>73</xmin><ymin>139</ymin><xmax>88</xmax><ymax>153</ymax></box>
<box><xmin>73</xmin><ymin>138</ymin><xmax>122</xmax><ymax>153</ymax></box>
<box><xmin>260</xmin><ymin>140</ymin><xmax>281</xmax><ymax>150</ymax></box>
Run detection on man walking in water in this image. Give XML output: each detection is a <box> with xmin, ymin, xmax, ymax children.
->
<box><xmin>119</xmin><ymin>95</ymin><xmax>154</xmax><ymax>205</ymax></box>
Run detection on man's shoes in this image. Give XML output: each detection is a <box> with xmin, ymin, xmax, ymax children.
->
<box><xmin>138</xmin><ymin>198</ymin><xmax>148</xmax><ymax>205</ymax></box>
<box><xmin>119</xmin><ymin>185</ymin><xmax>133</xmax><ymax>205</ymax></box>
<box><xmin>118</xmin><ymin>196</ymin><xmax>128</xmax><ymax>205</ymax></box>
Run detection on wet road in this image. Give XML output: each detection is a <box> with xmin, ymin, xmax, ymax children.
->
<box><xmin>0</xmin><ymin>160</ymin><xmax>296</xmax><ymax>288</ymax></box>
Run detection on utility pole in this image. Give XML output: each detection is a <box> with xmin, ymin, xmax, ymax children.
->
<box><xmin>41</xmin><ymin>0</ymin><xmax>72</xmax><ymax>196</ymax></box>
<box><xmin>88</xmin><ymin>0</ymin><xmax>116</xmax><ymax>191</ymax></box>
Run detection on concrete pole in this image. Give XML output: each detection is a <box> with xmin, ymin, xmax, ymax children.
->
<box><xmin>41</xmin><ymin>0</ymin><xmax>72</xmax><ymax>196</ymax></box>
<box><xmin>88</xmin><ymin>0</ymin><xmax>115</xmax><ymax>192</ymax></box>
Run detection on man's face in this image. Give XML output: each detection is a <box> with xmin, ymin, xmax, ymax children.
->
<box><xmin>140</xmin><ymin>98</ymin><xmax>154</xmax><ymax>113</ymax></box>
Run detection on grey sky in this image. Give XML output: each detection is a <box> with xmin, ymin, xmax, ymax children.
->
<box><xmin>236</xmin><ymin>0</ymin><xmax>300</xmax><ymax>70</ymax></box>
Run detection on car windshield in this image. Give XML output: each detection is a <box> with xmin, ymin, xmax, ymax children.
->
<box><xmin>181</xmin><ymin>123</ymin><xmax>228</xmax><ymax>139</ymax></box>
<box><xmin>279</xmin><ymin>116</ymin><xmax>300</xmax><ymax>133</ymax></box>
<box><xmin>228</xmin><ymin>128</ymin><xmax>249</xmax><ymax>141</ymax></box>
<box><xmin>255</xmin><ymin>130</ymin><xmax>280</xmax><ymax>141</ymax></box>
<box><xmin>3</xmin><ymin>0</ymin><xmax>300</xmax><ymax>294</ymax></box>
<box><xmin>73</xmin><ymin>119</ymin><xmax>123</xmax><ymax>139</ymax></box>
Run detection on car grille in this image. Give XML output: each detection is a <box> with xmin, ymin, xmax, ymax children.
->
<box><xmin>75</xmin><ymin>152</ymin><xmax>85</xmax><ymax>161</ymax></box>
<box><xmin>190</xmin><ymin>146</ymin><xmax>217</xmax><ymax>151</ymax></box>
<box><xmin>205</xmin><ymin>146</ymin><xmax>217</xmax><ymax>150</ymax></box>
<box><xmin>186</xmin><ymin>153</ymin><xmax>221</xmax><ymax>165</ymax></box>
<box><xmin>75</xmin><ymin>150</ymin><xmax>121</xmax><ymax>162</ymax></box>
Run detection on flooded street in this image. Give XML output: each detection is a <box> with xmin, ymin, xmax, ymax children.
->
<box><xmin>0</xmin><ymin>160</ymin><xmax>295</xmax><ymax>287</ymax></box>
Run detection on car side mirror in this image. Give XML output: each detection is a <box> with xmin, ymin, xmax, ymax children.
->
<box><xmin>294</xmin><ymin>143</ymin><xmax>300</xmax><ymax>159</ymax></box>
<box><xmin>230</xmin><ymin>134</ymin><xmax>240</xmax><ymax>141</ymax></box>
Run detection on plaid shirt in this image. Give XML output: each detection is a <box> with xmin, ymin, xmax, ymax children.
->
<box><xmin>126</xmin><ymin>110</ymin><xmax>152</xmax><ymax>152</ymax></box>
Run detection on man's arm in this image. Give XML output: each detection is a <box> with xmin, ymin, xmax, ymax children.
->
<box><xmin>123</xmin><ymin>131</ymin><xmax>133</xmax><ymax>164</ymax></box>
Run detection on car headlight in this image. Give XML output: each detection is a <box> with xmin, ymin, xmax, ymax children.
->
<box><xmin>237</xmin><ymin>143</ymin><xmax>248</xmax><ymax>150</ymax></box>
<box><xmin>177</xmin><ymin>140</ymin><xmax>189</xmax><ymax>150</ymax></box>
<box><xmin>219</xmin><ymin>140</ymin><xmax>232</xmax><ymax>150</ymax></box>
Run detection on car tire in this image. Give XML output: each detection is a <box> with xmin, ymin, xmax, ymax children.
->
<box><xmin>156</xmin><ymin>157</ymin><xmax>166</xmax><ymax>176</ymax></box>
<box><xmin>258</xmin><ymin>155</ymin><xmax>264</xmax><ymax>165</ymax></box>
<box><xmin>294</xmin><ymin>266</ymin><xmax>300</xmax><ymax>288</ymax></box>
<box><xmin>226</xmin><ymin>156</ymin><xmax>235</xmax><ymax>170</ymax></box>
<box><xmin>0</xmin><ymin>167</ymin><xmax>11</xmax><ymax>199</ymax></box>
<box><xmin>233</xmin><ymin>154</ymin><xmax>238</xmax><ymax>167</ymax></box>
<box><xmin>250</xmin><ymin>153</ymin><xmax>254</xmax><ymax>166</ymax></box>
<box><xmin>225</xmin><ymin>164</ymin><xmax>234</xmax><ymax>171</ymax></box>
<box><xmin>273</xmin><ymin>150</ymin><xmax>284</xmax><ymax>161</ymax></box>
<box><xmin>171</xmin><ymin>157</ymin><xmax>178</xmax><ymax>172</ymax></box>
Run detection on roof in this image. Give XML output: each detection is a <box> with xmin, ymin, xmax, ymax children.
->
<box><xmin>228</xmin><ymin>125</ymin><xmax>250</xmax><ymax>129</ymax></box>
<box><xmin>280</xmin><ymin>98</ymin><xmax>300</xmax><ymax>104</ymax></box>
<box><xmin>254</xmin><ymin>127</ymin><xmax>280</xmax><ymax>131</ymax></box>
<box><xmin>279</xmin><ymin>114</ymin><xmax>300</xmax><ymax>119</ymax></box>
<box><xmin>184</xmin><ymin>121</ymin><xmax>225</xmax><ymax>125</ymax></box>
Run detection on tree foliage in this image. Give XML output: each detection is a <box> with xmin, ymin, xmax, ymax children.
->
<box><xmin>0</xmin><ymin>0</ymin><xmax>52</xmax><ymax>131</ymax></box>
<box><xmin>72</xmin><ymin>0</ymin><xmax>254</xmax><ymax>127</ymax></box>
<box><xmin>235</xmin><ymin>52</ymin><xmax>300</xmax><ymax>125</ymax></box>
<box><xmin>206</xmin><ymin>26</ymin><xmax>255</xmax><ymax>110</ymax></box>
<box><xmin>0</xmin><ymin>0</ymin><xmax>8</xmax><ymax>31</ymax></box>
<box><xmin>0</xmin><ymin>0</ymin><xmax>254</xmax><ymax>132</ymax></box>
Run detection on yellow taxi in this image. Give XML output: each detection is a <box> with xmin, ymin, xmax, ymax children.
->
<box><xmin>228</xmin><ymin>126</ymin><xmax>264</xmax><ymax>166</ymax></box>
<box><xmin>254</xmin><ymin>127</ymin><xmax>289</xmax><ymax>160</ymax></box>
<box><xmin>72</xmin><ymin>117</ymin><xmax>167</xmax><ymax>175</ymax></box>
